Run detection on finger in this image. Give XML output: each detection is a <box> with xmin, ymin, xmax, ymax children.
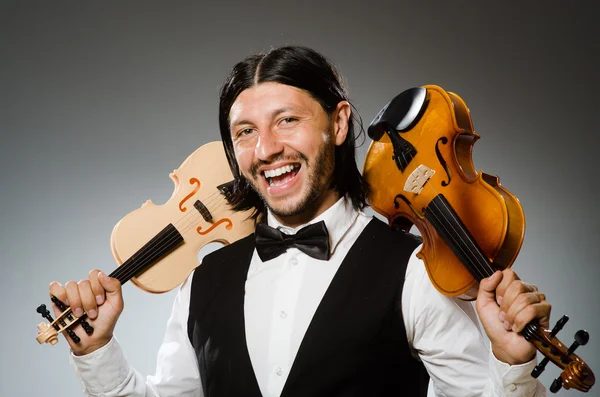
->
<box><xmin>504</xmin><ymin>291</ymin><xmax>546</xmax><ymax>327</ymax></box>
<box><xmin>499</xmin><ymin>279</ymin><xmax>537</xmax><ymax>314</ymax></box>
<box><xmin>495</xmin><ymin>268</ymin><xmax>520</xmax><ymax>302</ymax></box>
<box><xmin>511</xmin><ymin>301</ymin><xmax>552</xmax><ymax>332</ymax></box>
<box><xmin>98</xmin><ymin>272</ymin><xmax>122</xmax><ymax>301</ymax></box>
<box><xmin>65</xmin><ymin>280</ymin><xmax>84</xmax><ymax>318</ymax></box>
<box><xmin>77</xmin><ymin>279</ymin><xmax>98</xmax><ymax>320</ymax></box>
<box><xmin>49</xmin><ymin>281</ymin><xmax>67</xmax><ymax>317</ymax></box>
<box><xmin>88</xmin><ymin>269</ymin><xmax>105</xmax><ymax>305</ymax></box>
<box><xmin>477</xmin><ymin>270</ymin><xmax>503</xmax><ymax>305</ymax></box>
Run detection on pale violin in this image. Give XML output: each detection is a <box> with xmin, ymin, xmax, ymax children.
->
<box><xmin>35</xmin><ymin>141</ymin><xmax>255</xmax><ymax>345</ymax></box>
<box><xmin>362</xmin><ymin>85</ymin><xmax>595</xmax><ymax>393</ymax></box>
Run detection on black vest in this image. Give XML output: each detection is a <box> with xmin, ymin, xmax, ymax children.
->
<box><xmin>187</xmin><ymin>217</ymin><xmax>429</xmax><ymax>396</ymax></box>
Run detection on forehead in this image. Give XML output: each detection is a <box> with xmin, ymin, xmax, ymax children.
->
<box><xmin>229</xmin><ymin>82</ymin><xmax>320</xmax><ymax>125</ymax></box>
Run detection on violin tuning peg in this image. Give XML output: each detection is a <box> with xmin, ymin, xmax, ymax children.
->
<box><xmin>574</xmin><ymin>329</ymin><xmax>590</xmax><ymax>346</ymax></box>
<box><xmin>36</xmin><ymin>304</ymin><xmax>54</xmax><ymax>323</ymax></box>
<box><xmin>561</xmin><ymin>330</ymin><xmax>589</xmax><ymax>363</ymax></box>
<box><xmin>550</xmin><ymin>377</ymin><xmax>563</xmax><ymax>393</ymax></box>
<box><xmin>531</xmin><ymin>357</ymin><xmax>550</xmax><ymax>378</ymax></box>
<box><xmin>550</xmin><ymin>314</ymin><xmax>569</xmax><ymax>339</ymax></box>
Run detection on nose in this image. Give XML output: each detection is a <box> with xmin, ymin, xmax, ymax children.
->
<box><xmin>255</xmin><ymin>128</ymin><xmax>283</xmax><ymax>161</ymax></box>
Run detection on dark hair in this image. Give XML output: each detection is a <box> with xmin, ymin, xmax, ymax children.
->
<box><xmin>218</xmin><ymin>45</ymin><xmax>369</xmax><ymax>220</ymax></box>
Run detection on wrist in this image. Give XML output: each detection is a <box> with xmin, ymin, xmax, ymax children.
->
<box><xmin>72</xmin><ymin>336</ymin><xmax>112</xmax><ymax>356</ymax></box>
<box><xmin>492</xmin><ymin>345</ymin><xmax>535</xmax><ymax>365</ymax></box>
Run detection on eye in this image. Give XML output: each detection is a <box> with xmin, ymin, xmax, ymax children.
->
<box><xmin>280</xmin><ymin>117</ymin><xmax>298</xmax><ymax>126</ymax></box>
<box><xmin>235</xmin><ymin>128</ymin><xmax>254</xmax><ymax>138</ymax></box>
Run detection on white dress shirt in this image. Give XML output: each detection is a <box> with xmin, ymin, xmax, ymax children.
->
<box><xmin>70</xmin><ymin>197</ymin><xmax>546</xmax><ymax>397</ymax></box>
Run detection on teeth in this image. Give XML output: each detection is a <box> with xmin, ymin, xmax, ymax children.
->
<box><xmin>264</xmin><ymin>165</ymin><xmax>297</xmax><ymax>179</ymax></box>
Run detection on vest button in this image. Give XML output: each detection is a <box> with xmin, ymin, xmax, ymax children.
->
<box><xmin>275</xmin><ymin>367</ymin><xmax>283</xmax><ymax>376</ymax></box>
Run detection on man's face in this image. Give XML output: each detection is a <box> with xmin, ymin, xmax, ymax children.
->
<box><xmin>229</xmin><ymin>82</ymin><xmax>349</xmax><ymax>226</ymax></box>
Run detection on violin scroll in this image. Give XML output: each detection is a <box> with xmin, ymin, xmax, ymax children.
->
<box><xmin>525</xmin><ymin>315</ymin><xmax>595</xmax><ymax>392</ymax></box>
<box><xmin>35</xmin><ymin>297</ymin><xmax>92</xmax><ymax>345</ymax></box>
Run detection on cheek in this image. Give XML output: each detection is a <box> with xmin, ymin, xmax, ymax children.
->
<box><xmin>233</xmin><ymin>145</ymin><xmax>253</xmax><ymax>174</ymax></box>
<box><xmin>288</xmin><ymin>127</ymin><xmax>326</xmax><ymax>154</ymax></box>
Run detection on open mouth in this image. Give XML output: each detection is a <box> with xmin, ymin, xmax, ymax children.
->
<box><xmin>263</xmin><ymin>164</ymin><xmax>300</xmax><ymax>187</ymax></box>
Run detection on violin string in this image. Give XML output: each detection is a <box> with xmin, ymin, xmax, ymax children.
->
<box><xmin>392</xmin><ymin>130</ymin><xmax>496</xmax><ymax>281</ymax></box>
<box><xmin>112</xmin><ymin>193</ymin><xmax>232</xmax><ymax>284</ymax></box>
<box><xmin>407</xmin><ymin>150</ymin><xmax>494</xmax><ymax>280</ymax></box>
<box><xmin>111</xmin><ymin>188</ymin><xmax>224</xmax><ymax>275</ymax></box>
<box><xmin>113</xmin><ymin>179</ymin><xmax>252</xmax><ymax>286</ymax></box>
<box><xmin>421</xmin><ymin>163</ymin><xmax>496</xmax><ymax>278</ymax></box>
<box><xmin>111</xmin><ymin>196</ymin><xmax>227</xmax><ymax>284</ymax></box>
<box><xmin>103</xmin><ymin>181</ymin><xmax>234</xmax><ymax>284</ymax></box>
<box><xmin>110</xmin><ymin>187</ymin><xmax>231</xmax><ymax>283</ymax></box>
<box><xmin>426</xmin><ymin>202</ymin><xmax>489</xmax><ymax>281</ymax></box>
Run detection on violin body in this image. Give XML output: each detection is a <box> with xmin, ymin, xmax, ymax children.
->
<box><xmin>363</xmin><ymin>85</ymin><xmax>525</xmax><ymax>296</ymax></box>
<box><xmin>36</xmin><ymin>141</ymin><xmax>255</xmax><ymax>344</ymax></box>
<box><xmin>110</xmin><ymin>141</ymin><xmax>255</xmax><ymax>293</ymax></box>
<box><xmin>363</xmin><ymin>85</ymin><xmax>594</xmax><ymax>393</ymax></box>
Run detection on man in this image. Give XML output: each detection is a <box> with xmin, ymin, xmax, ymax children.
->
<box><xmin>51</xmin><ymin>45</ymin><xmax>551</xmax><ymax>396</ymax></box>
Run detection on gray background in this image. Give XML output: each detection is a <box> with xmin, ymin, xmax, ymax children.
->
<box><xmin>1</xmin><ymin>1</ymin><xmax>598</xmax><ymax>396</ymax></box>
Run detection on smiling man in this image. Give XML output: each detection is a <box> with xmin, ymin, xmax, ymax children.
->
<box><xmin>228</xmin><ymin>81</ymin><xmax>346</xmax><ymax>226</ymax></box>
<box><xmin>52</xmin><ymin>45</ymin><xmax>551</xmax><ymax>397</ymax></box>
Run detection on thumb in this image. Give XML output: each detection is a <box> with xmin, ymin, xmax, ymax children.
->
<box><xmin>477</xmin><ymin>270</ymin><xmax>503</xmax><ymax>306</ymax></box>
<box><xmin>98</xmin><ymin>271</ymin><xmax>122</xmax><ymax>300</ymax></box>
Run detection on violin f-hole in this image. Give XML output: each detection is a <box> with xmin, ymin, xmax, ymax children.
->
<box><xmin>179</xmin><ymin>178</ymin><xmax>201</xmax><ymax>212</ymax></box>
<box><xmin>435</xmin><ymin>137</ymin><xmax>451</xmax><ymax>186</ymax></box>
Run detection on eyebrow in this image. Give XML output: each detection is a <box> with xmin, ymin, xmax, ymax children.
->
<box><xmin>230</xmin><ymin>106</ymin><xmax>304</xmax><ymax>128</ymax></box>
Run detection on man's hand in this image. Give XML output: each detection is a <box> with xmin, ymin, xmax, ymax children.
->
<box><xmin>476</xmin><ymin>268</ymin><xmax>551</xmax><ymax>365</ymax></box>
<box><xmin>49</xmin><ymin>269</ymin><xmax>124</xmax><ymax>356</ymax></box>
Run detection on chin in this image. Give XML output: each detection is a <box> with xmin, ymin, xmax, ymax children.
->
<box><xmin>267</xmin><ymin>201</ymin><xmax>302</xmax><ymax>218</ymax></box>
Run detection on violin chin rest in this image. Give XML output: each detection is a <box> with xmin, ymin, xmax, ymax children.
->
<box><xmin>367</xmin><ymin>86</ymin><xmax>427</xmax><ymax>140</ymax></box>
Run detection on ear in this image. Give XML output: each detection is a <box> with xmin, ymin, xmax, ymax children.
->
<box><xmin>332</xmin><ymin>101</ymin><xmax>351</xmax><ymax>146</ymax></box>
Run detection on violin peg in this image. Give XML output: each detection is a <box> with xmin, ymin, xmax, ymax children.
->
<box><xmin>531</xmin><ymin>357</ymin><xmax>550</xmax><ymax>378</ymax></box>
<box><xmin>550</xmin><ymin>377</ymin><xmax>563</xmax><ymax>393</ymax></box>
<box><xmin>550</xmin><ymin>315</ymin><xmax>569</xmax><ymax>339</ymax></box>
<box><xmin>574</xmin><ymin>330</ymin><xmax>590</xmax><ymax>346</ymax></box>
<box><xmin>561</xmin><ymin>330</ymin><xmax>589</xmax><ymax>364</ymax></box>
<box><xmin>36</xmin><ymin>304</ymin><xmax>55</xmax><ymax>325</ymax></box>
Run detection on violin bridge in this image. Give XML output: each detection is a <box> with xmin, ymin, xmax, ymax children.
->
<box><xmin>404</xmin><ymin>165</ymin><xmax>435</xmax><ymax>194</ymax></box>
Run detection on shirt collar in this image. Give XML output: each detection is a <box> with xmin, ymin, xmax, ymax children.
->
<box><xmin>266</xmin><ymin>197</ymin><xmax>359</xmax><ymax>255</ymax></box>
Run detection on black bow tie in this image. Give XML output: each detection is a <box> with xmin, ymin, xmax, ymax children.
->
<box><xmin>255</xmin><ymin>220</ymin><xmax>331</xmax><ymax>262</ymax></box>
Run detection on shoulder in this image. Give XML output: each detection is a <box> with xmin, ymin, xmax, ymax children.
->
<box><xmin>203</xmin><ymin>233</ymin><xmax>255</xmax><ymax>264</ymax></box>
<box><xmin>192</xmin><ymin>233</ymin><xmax>255</xmax><ymax>282</ymax></box>
<box><xmin>363</xmin><ymin>216</ymin><xmax>422</xmax><ymax>248</ymax></box>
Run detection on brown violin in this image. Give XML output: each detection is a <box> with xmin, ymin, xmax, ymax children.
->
<box><xmin>35</xmin><ymin>141</ymin><xmax>255</xmax><ymax>345</ymax></box>
<box><xmin>362</xmin><ymin>85</ymin><xmax>594</xmax><ymax>393</ymax></box>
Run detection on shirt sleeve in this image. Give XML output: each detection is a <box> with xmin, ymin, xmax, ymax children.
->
<box><xmin>69</xmin><ymin>270</ymin><xmax>203</xmax><ymax>397</ymax></box>
<box><xmin>402</xmin><ymin>244</ymin><xmax>547</xmax><ymax>397</ymax></box>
